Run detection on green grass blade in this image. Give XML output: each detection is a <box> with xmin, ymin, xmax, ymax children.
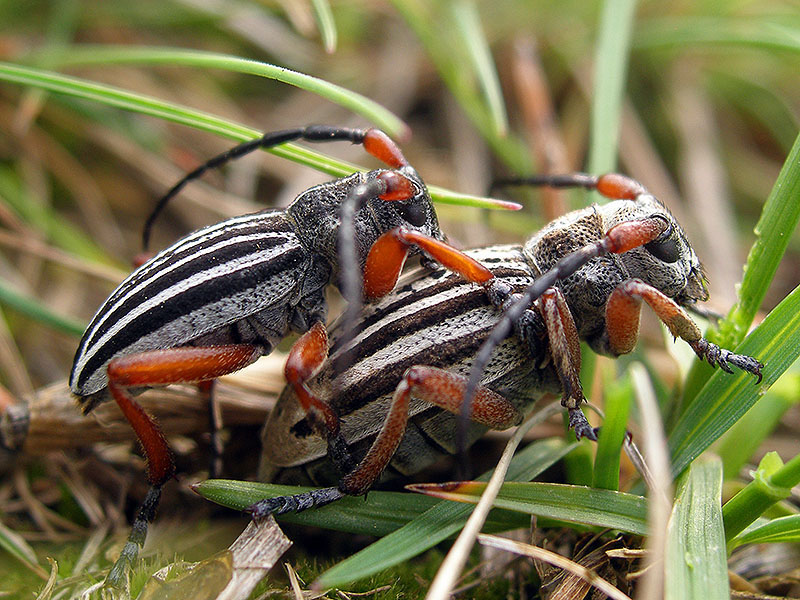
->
<box><xmin>723</xmin><ymin>451</ymin><xmax>800</xmax><ymax>543</ymax></box>
<box><xmin>730</xmin><ymin>514</ymin><xmax>800</xmax><ymax>549</ymax></box>
<box><xmin>665</xmin><ymin>456</ymin><xmax>728</xmax><ymax>600</ymax></box>
<box><xmin>564</xmin><ymin>438</ymin><xmax>594</xmax><ymax>487</ymax></box>
<box><xmin>0</xmin><ymin>62</ymin><xmax>518</xmax><ymax>213</ymax></box>
<box><xmin>0</xmin><ymin>279</ymin><xmax>86</xmax><ymax>337</ymax></box>
<box><xmin>0</xmin><ymin>520</ymin><xmax>48</xmax><ymax>579</ymax></box>
<box><xmin>0</xmin><ymin>61</ymin><xmax>359</xmax><ymax>175</ymax></box>
<box><xmin>718</xmin><ymin>131</ymin><xmax>800</xmax><ymax>347</ymax></box>
<box><xmin>310</xmin><ymin>0</ymin><xmax>338</xmax><ymax>53</ymax></box>
<box><xmin>716</xmin><ymin>371</ymin><xmax>800</xmax><ymax>480</ymax></box>
<box><xmin>587</xmin><ymin>0</ymin><xmax>638</xmax><ymax>176</ymax></box>
<box><xmin>315</xmin><ymin>438</ymin><xmax>576</xmax><ymax>589</ymax></box>
<box><xmin>413</xmin><ymin>481</ymin><xmax>648</xmax><ymax>536</ymax></box>
<box><xmin>197</xmin><ymin>441</ymin><xmax>573</xmax><ymax>537</ymax></box>
<box><xmin>451</xmin><ymin>0</ymin><xmax>508</xmax><ymax>137</ymax></box>
<box><xmin>593</xmin><ymin>370</ymin><xmax>633</xmax><ymax>490</ymax></box>
<box><xmin>669</xmin><ymin>283</ymin><xmax>800</xmax><ymax>478</ymax></box>
<box><xmin>26</xmin><ymin>46</ymin><xmax>406</xmax><ymax>137</ymax></box>
<box><xmin>390</xmin><ymin>0</ymin><xmax>531</xmax><ymax>172</ymax></box>
<box><xmin>195</xmin><ymin>480</ymin><xmax>442</xmax><ymax>537</ymax></box>
<box><xmin>682</xmin><ymin>120</ymin><xmax>800</xmax><ymax>405</ymax></box>
<box><xmin>427</xmin><ymin>187</ymin><xmax>520</xmax><ymax>210</ymax></box>
<box><xmin>634</xmin><ymin>17</ymin><xmax>800</xmax><ymax>55</ymax></box>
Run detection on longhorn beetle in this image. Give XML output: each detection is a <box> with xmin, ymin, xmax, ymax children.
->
<box><xmin>250</xmin><ymin>172</ymin><xmax>763</xmax><ymax>515</ymax></box>
<box><xmin>69</xmin><ymin>125</ymin><xmax>514</xmax><ymax>584</ymax></box>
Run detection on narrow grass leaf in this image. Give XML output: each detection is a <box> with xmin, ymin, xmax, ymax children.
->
<box><xmin>314</xmin><ymin>437</ymin><xmax>576</xmax><ymax>589</ymax></box>
<box><xmin>564</xmin><ymin>438</ymin><xmax>594</xmax><ymax>487</ymax></box>
<box><xmin>730</xmin><ymin>514</ymin><xmax>800</xmax><ymax>549</ymax></box>
<box><xmin>683</xmin><ymin>129</ymin><xmax>800</xmax><ymax>403</ymax></box>
<box><xmin>587</xmin><ymin>0</ymin><xmax>638</xmax><ymax>177</ymax></box>
<box><xmin>716</xmin><ymin>376</ymin><xmax>799</xmax><ymax>480</ymax></box>
<box><xmin>194</xmin><ymin>480</ymin><xmax>532</xmax><ymax>538</ymax></box>
<box><xmin>451</xmin><ymin>0</ymin><xmax>508</xmax><ymax>137</ymax></box>
<box><xmin>391</xmin><ymin>0</ymin><xmax>531</xmax><ymax>172</ymax></box>
<box><xmin>593</xmin><ymin>370</ymin><xmax>633</xmax><ymax>490</ymax></box>
<box><xmin>0</xmin><ymin>61</ymin><xmax>363</xmax><ymax>176</ymax></box>
<box><xmin>310</xmin><ymin>0</ymin><xmax>337</xmax><ymax>53</ymax></box>
<box><xmin>0</xmin><ymin>62</ymin><xmax>519</xmax><ymax>213</ymax></box>
<box><xmin>28</xmin><ymin>46</ymin><xmax>405</xmax><ymax>137</ymax></box>
<box><xmin>718</xmin><ymin>130</ymin><xmax>800</xmax><ymax>347</ymax></box>
<box><xmin>412</xmin><ymin>481</ymin><xmax>648</xmax><ymax>536</ymax></box>
<box><xmin>635</xmin><ymin>17</ymin><xmax>800</xmax><ymax>55</ymax></box>
<box><xmin>669</xmin><ymin>283</ymin><xmax>800</xmax><ymax>478</ymax></box>
<box><xmin>0</xmin><ymin>519</ymin><xmax>48</xmax><ymax>579</ymax></box>
<box><xmin>0</xmin><ymin>279</ymin><xmax>85</xmax><ymax>337</ymax></box>
<box><xmin>665</xmin><ymin>456</ymin><xmax>728</xmax><ymax>600</ymax></box>
<box><xmin>425</xmin><ymin>187</ymin><xmax>522</xmax><ymax>210</ymax></box>
<box><xmin>195</xmin><ymin>480</ymin><xmax>436</xmax><ymax>537</ymax></box>
<box><xmin>723</xmin><ymin>451</ymin><xmax>800</xmax><ymax>542</ymax></box>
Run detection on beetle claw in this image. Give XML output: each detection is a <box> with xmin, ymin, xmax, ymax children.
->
<box><xmin>692</xmin><ymin>339</ymin><xmax>763</xmax><ymax>382</ymax></box>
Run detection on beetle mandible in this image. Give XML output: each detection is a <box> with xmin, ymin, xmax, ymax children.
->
<box><xmin>251</xmin><ymin>172</ymin><xmax>763</xmax><ymax>515</ymax></box>
<box><xmin>69</xmin><ymin>125</ymin><xmax>513</xmax><ymax>582</ymax></box>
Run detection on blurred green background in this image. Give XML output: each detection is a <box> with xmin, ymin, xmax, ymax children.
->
<box><xmin>0</xmin><ymin>1</ymin><xmax>799</xmax><ymax>598</ymax></box>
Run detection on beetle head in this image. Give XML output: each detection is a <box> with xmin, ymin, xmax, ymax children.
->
<box><xmin>366</xmin><ymin>165</ymin><xmax>443</xmax><ymax>243</ymax></box>
<box><xmin>603</xmin><ymin>194</ymin><xmax>708</xmax><ymax>305</ymax></box>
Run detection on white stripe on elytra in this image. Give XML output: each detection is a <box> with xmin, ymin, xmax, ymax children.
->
<box><xmin>74</xmin><ymin>237</ymin><xmax>298</xmax><ymax>380</ymax></box>
<box><xmin>82</xmin><ymin>225</ymin><xmax>293</xmax><ymax>348</ymax></box>
<box><xmin>112</xmin><ymin>212</ymin><xmax>284</xmax><ymax>298</ymax></box>
<box><xmin>330</xmin><ymin>245</ymin><xmax>529</xmax><ymax>362</ymax></box>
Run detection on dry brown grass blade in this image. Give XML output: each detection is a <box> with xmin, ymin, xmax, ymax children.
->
<box><xmin>424</xmin><ymin>403</ymin><xmax>562</xmax><ymax>600</ymax></box>
<box><xmin>509</xmin><ymin>36</ymin><xmax>569</xmax><ymax>221</ymax></box>
<box><xmin>673</xmin><ymin>66</ymin><xmax>739</xmax><ymax>307</ymax></box>
<box><xmin>217</xmin><ymin>516</ymin><xmax>292</xmax><ymax>600</ymax></box>
<box><xmin>478</xmin><ymin>533</ymin><xmax>632</xmax><ymax>600</ymax></box>
<box><xmin>0</xmin><ymin>354</ymin><xmax>284</xmax><ymax>454</ymax></box>
<box><xmin>630</xmin><ymin>363</ymin><xmax>672</xmax><ymax>600</ymax></box>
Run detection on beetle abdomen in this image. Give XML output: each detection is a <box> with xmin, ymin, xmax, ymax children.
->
<box><xmin>70</xmin><ymin>210</ymin><xmax>317</xmax><ymax>402</ymax></box>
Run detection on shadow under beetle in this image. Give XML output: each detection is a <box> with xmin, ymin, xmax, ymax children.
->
<box><xmin>252</xmin><ymin>172</ymin><xmax>763</xmax><ymax>515</ymax></box>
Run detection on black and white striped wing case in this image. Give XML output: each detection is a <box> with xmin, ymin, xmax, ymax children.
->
<box><xmin>70</xmin><ymin>210</ymin><xmax>327</xmax><ymax>409</ymax></box>
<box><xmin>260</xmin><ymin>245</ymin><xmax>561</xmax><ymax>486</ymax></box>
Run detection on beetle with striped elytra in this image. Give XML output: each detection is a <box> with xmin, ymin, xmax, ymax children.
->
<box><xmin>249</xmin><ymin>172</ymin><xmax>763</xmax><ymax>516</ymax></box>
<box><xmin>68</xmin><ymin>125</ymin><xmax>517</xmax><ymax>585</ymax></box>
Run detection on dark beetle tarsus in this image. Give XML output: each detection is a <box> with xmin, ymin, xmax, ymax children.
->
<box><xmin>691</xmin><ymin>338</ymin><xmax>764</xmax><ymax>383</ymax></box>
<box><xmin>246</xmin><ymin>487</ymin><xmax>345</xmax><ymax>518</ymax></box>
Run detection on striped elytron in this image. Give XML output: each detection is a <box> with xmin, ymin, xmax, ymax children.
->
<box><xmin>251</xmin><ymin>173</ymin><xmax>763</xmax><ymax>516</ymax></box>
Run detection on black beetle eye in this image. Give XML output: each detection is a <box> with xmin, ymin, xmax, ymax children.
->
<box><xmin>644</xmin><ymin>235</ymin><xmax>681</xmax><ymax>263</ymax></box>
<box><xmin>396</xmin><ymin>201</ymin><xmax>428</xmax><ymax>227</ymax></box>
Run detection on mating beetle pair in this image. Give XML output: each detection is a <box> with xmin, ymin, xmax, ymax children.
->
<box><xmin>256</xmin><ymin>172</ymin><xmax>763</xmax><ymax>514</ymax></box>
<box><xmin>69</xmin><ymin>125</ymin><xmax>454</xmax><ymax>581</ymax></box>
<box><xmin>69</xmin><ymin>126</ymin><xmax>762</xmax><ymax>581</ymax></box>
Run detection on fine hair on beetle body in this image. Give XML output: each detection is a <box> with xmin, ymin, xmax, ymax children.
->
<box><xmin>68</xmin><ymin>125</ymin><xmax>518</xmax><ymax>587</ymax></box>
<box><xmin>251</xmin><ymin>172</ymin><xmax>763</xmax><ymax>518</ymax></box>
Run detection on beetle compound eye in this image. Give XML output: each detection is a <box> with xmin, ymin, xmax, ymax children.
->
<box><xmin>396</xmin><ymin>200</ymin><xmax>428</xmax><ymax>227</ymax></box>
<box><xmin>641</xmin><ymin>214</ymin><xmax>680</xmax><ymax>263</ymax></box>
<box><xmin>644</xmin><ymin>235</ymin><xmax>681</xmax><ymax>263</ymax></box>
